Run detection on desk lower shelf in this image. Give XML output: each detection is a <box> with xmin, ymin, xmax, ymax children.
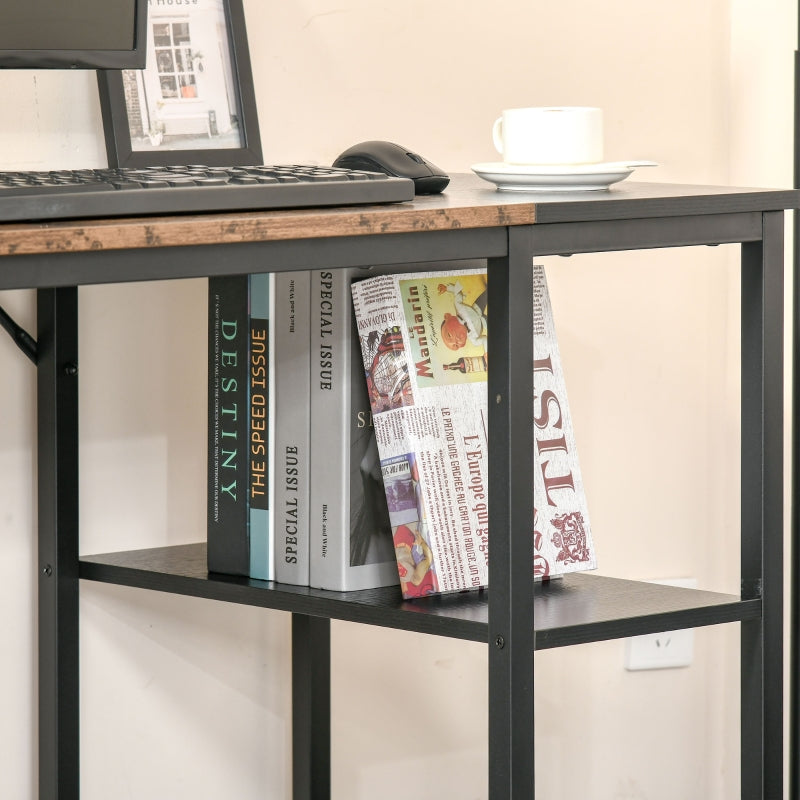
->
<box><xmin>79</xmin><ymin>542</ymin><xmax>760</xmax><ymax>648</ymax></box>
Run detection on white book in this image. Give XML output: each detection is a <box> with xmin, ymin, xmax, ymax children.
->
<box><xmin>308</xmin><ymin>268</ymin><xmax>397</xmax><ymax>591</ymax></box>
<box><xmin>531</xmin><ymin>264</ymin><xmax>595</xmax><ymax>578</ymax></box>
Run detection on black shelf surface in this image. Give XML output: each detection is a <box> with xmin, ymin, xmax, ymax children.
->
<box><xmin>79</xmin><ymin>543</ymin><xmax>761</xmax><ymax>648</ymax></box>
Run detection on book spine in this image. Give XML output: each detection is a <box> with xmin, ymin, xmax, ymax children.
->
<box><xmin>248</xmin><ymin>273</ymin><xmax>272</xmax><ymax>580</ymax></box>
<box><xmin>309</xmin><ymin>268</ymin><xmax>397</xmax><ymax>591</ymax></box>
<box><xmin>273</xmin><ymin>270</ymin><xmax>311</xmax><ymax>585</ymax></box>
<box><xmin>309</xmin><ymin>269</ymin><xmax>350</xmax><ymax>589</ymax></box>
<box><xmin>207</xmin><ymin>275</ymin><xmax>250</xmax><ymax>576</ymax></box>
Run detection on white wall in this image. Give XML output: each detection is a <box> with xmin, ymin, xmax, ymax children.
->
<box><xmin>0</xmin><ymin>0</ymin><xmax>795</xmax><ymax>797</ymax></box>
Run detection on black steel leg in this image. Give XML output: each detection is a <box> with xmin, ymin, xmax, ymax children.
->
<box><xmin>740</xmin><ymin>212</ymin><xmax>784</xmax><ymax>799</ymax></box>
<box><xmin>37</xmin><ymin>287</ymin><xmax>80</xmax><ymax>799</ymax></box>
<box><xmin>487</xmin><ymin>227</ymin><xmax>536</xmax><ymax>799</ymax></box>
<box><xmin>792</xmin><ymin>51</ymin><xmax>800</xmax><ymax>797</ymax></box>
<box><xmin>793</xmin><ymin>202</ymin><xmax>800</xmax><ymax>799</ymax></box>
<box><xmin>292</xmin><ymin>614</ymin><xmax>331</xmax><ymax>800</ymax></box>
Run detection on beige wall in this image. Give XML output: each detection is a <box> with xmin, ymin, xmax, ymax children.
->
<box><xmin>0</xmin><ymin>0</ymin><xmax>795</xmax><ymax>797</ymax></box>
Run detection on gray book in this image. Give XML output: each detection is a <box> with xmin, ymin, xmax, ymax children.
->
<box><xmin>308</xmin><ymin>267</ymin><xmax>397</xmax><ymax>591</ymax></box>
<box><xmin>272</xmin><ymin>271</ymin><xmax>311</xmax><ymax>585</ymax></box>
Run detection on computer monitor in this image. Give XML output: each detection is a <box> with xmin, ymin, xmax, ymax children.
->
<box><xmin>0</xmin><ymin>0</ymin><xmax>148</xmax><ymax>70</ymax></box>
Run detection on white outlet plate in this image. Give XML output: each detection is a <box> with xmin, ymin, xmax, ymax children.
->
<box><xmin>624</xmin><ymin>578</ymin><xmax>697</xmax><ymax>671</ymax></box>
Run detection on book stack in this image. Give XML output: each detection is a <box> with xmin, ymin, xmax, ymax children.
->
<box><xmin>207</xmin><ymin>263</ymin><xmax>596</xmax><ymax>597</ymax></box>
<box><xmin>207</xmin><ymin>267</ymin><xmax>398</xmax><ymax>591</ymax></box>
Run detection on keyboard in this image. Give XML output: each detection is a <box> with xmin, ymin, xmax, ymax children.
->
<box><xmin>0</xmin><ymin>164</ymin><xmax>416</xmax><ymax>222</ymax></box>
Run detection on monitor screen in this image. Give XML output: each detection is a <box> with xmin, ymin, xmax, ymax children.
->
<box><xmin>0</xmin><ymin>0</ymin><xmax>148</xmax><ymax>69</ymax></box>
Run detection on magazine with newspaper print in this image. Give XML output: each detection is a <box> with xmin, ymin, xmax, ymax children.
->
<box><xmin>350</xmin><ymin>265</ymin><xmax>595</xmax><ymax>598</ymax></box>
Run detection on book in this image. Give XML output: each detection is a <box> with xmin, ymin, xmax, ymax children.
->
<box><xmin>272</xmin><ymin>270</ymin><xmax>311</xmax><ymax>585</ymax></box>
<box><xmin>350</xmin><ymin>265</ymin><xmax>596</xmax><ymax>598</ymax></box>
<box><xmin>207</xmin><ymin>273</ymin><xmax>273</xmax><ymax>580</ymax></box>
<box><xmin>308</xmin><ymin>268</ymin><xmax>398</xmax><ymax>591</ymax></box>
<box><xmin>530</xmin><ymin>266</ymin><xmax>595</xmax><ymax>579</ymax></box>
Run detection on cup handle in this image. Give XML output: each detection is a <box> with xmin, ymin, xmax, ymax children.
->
<box><xmin>492</xmin><ymin>117</ymin><xmax>504</xmax><ymax>155</ymax></box>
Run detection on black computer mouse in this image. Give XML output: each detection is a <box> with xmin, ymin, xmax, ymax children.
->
<box><xmin>333</xmin><ymin>141</ymin><xmax>450</xmax><ymax>194</ymax></box>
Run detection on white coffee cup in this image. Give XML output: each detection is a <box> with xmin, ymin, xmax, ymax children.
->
<box><xmin>492</xmin><ymin>106</ymin><xmax>603</xmax><ymax>166</ymax></box>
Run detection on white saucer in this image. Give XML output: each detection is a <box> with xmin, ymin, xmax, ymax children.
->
<box><xmin>471</xmin><ymin>160</ymin><xmax>658</xmax><ymax>192</ymax></box>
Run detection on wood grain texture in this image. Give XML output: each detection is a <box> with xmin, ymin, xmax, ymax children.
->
<box><xmin>0</xmin><ymin>175</ymin><xmax>796</xmax><ymax>258</ymax></box>
<box><xmin>0</xmin><ymin>177</ymin><xmax>534</xmax><ymax>257</ymax></box>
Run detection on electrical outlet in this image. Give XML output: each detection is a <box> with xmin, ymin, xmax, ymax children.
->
<box><xmin>624</xmin><ymin>578</ymin><xmax>696</xmax><ymax>671</ymax></box>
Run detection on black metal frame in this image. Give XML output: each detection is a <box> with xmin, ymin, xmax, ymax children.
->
<box><xmin>487</xmin><ymin>228</ymin><xmax>536</xmax><ymax>797</ymax></box>
<box><xmin>96</xmin><ymin>0</ymin><xmax>262</xmax><ymax>168</ymax></box>
<box><xmin>36</xmin><ymin>287</ymin><xmax>80</xmax><ymax>799</ymax></box>
<box><xmin>292</xmin><ymin>615</ymin><xmax>331</xmax><ymax>800</ymax></box>
<box><xmin>21</xmin><ymin>199</ymin><xmax>785</xmax><ymax>798</ymax></box>
<box><xmin>739</xmin><ymin>214</ymin><xmax>784</xmax><ymax>796</ymax></box>
<box><xmin>791</xmin><ymin>32</ymin><xmax>800</xmax><ymax>800</ymax></box>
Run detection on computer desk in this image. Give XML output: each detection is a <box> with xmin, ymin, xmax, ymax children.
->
<box><xmin>0</xmin><ymin>174</ymin><xmax>794</xmax><ymax>799</ymax></box>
